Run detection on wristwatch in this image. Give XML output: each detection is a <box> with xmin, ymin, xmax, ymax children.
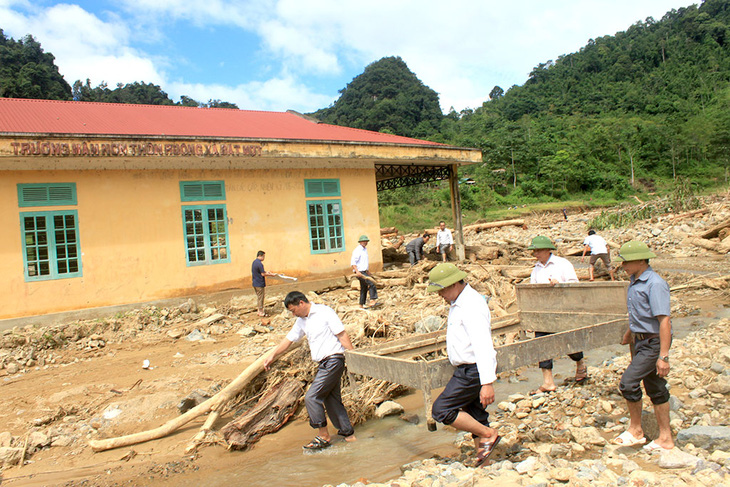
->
<box><xmin>659</xmin><ymin>355</ymin><xmax>669</xmax><ymax>362</ymax></box>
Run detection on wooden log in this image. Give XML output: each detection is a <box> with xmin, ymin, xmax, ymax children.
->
<box><xmin>380</xmin><ymin>227</ymin><xmax>398</xmax><ymax>235</ymax></box>
<box><xmin>689</xmin><ymin>237</ymin><xmax>730</xmax><ymax>254</ymax></box>
<box><xmin>500</xmin><ymin>267</ymin><xmax>533</xmax><ymax>279</ymax></box>
<box><xmin>669</xmin><ymin>208</ymin><xmax>708</xmax><ymax>221</ymax></box>
<box><xmin>464</xmin><ymin>219</ymin><xmax>526</xmax><ymax>233</ymax></box>
<box><xmin>698</xmin><ymin>217</ymin><xmax>730</xmax><ymax>239</ymax></box>
<box><xmin>221</xmin><ymin>379</ymin><xmax>304</xmax><ymax>450</ymax></box>
<box><xmin>88</xmin><ymin>343</ymin><xmax>301</xmax><ymax>452</ymax></box>
<box><xmin>464</xmin><ymin>245</ymin><xmax>500</xmax><ymax>261</ymax></box>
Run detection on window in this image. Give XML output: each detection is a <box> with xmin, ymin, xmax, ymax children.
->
<box><xmin>180</xmin><ymin>181</ymin><xmax>230</xmax><ymax>266</ymax></box>
<box><xmin>305</xmin><ymin>179</ymin><xmax>344</xmax><ymax>254</ymax></box>
<box><xmin>17</xmin><ymin>183</ymin><xmax>82</xmax><ymax>281</ymax></box>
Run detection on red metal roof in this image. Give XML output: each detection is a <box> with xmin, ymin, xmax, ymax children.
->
<box><xmin>0</xmin><ymin>98</ymin><xmax>443</xmax><ymax>146</ymax></box>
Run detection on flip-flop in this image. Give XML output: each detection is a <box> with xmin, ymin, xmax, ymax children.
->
<box><xmin>475</xmin><ymin>435</ymin><xmax>501</xmax><ymax>467</ymax></box>
<box><xmin>643</xmin><ymin>440</ymin><xmax>672</xmax><ymax>452</ymax></box>
<box><xmin>303</xmin><ymin>436</ymin><xmax>331</xmax><ymax>450</ymax></box>
<box><xmin>613</xmin><ymin>430</ymin><xmax>646</xmax><ymax>447</ymax></box>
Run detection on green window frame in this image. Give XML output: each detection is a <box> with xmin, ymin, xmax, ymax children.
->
<box><xmin>180</xmin><ymin>181</ymin><xmax>226</xmax><ymax>201</ymax></box>
<box><xmin>182</xmin><ymin>205</ymin><xmax>230</xmax><ymax>266</ymax></box>
<box><xmin>307</xmin><ymin>199</ymin><xmax>345</xmax><ymax>254</ymax></box>
<box><xmin>18</xmin><ymin>183</ymin><xmax>77</xmax><ymax>207</ymax></box>
<box><xmin>20</xmin><ymin>210</ymin><xmax>82</xmax><ymax>281</ymax></box>
<box><xmin>305</xmin><ymin>179</ymin><xmax>341</xmax><ymax>198</ymax></box>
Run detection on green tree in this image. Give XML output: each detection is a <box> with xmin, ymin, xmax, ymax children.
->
<box><xmin>0</xmin><ymin>30</ymin><xmax>71</xmax><ymax>100</ymax></box>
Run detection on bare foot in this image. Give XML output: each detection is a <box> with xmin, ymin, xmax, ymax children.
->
<box><xmin>344</xmin><ymin>435</ymin><xmax>357</xmax><ymax>442</ymax></box>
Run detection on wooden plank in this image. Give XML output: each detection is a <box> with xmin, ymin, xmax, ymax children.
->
<box><xmin>519</xmin><ymin>311</ymin><xmax>628</xmax><ymax>333</ymax></box>
<box><xmin>495</xmin><ymin>318</ymin><xmax>627</xmax><ymax>372</ymax></box>
<box><xmin>345</xmin><ymin>352</ymin><xmax>427</xmax><ymax>389</ymax></box>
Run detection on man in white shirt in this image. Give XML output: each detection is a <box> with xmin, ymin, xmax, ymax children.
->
<box><xmin>436</xmin><ymin>221</ymin><xmax>454</xmax><ymax>262</ymax></box>
<box><xmin>351</xmin><ymin>235</ymin><xmax>378</xmax><ymax>308</ymax></box>
<box><xmin>581</xmin><ymin>230</ymin><xmax>615</xmax><ymax>281</ymax></box>
<box><xmin>528</xmin><ymin>236</ymin><xmax>588</xmax><ymax>393</ymax></box>
<box><xmin>264</xmin><ymin>291</ymin><xmax>356</xmax><ymax>450</ymax></box>
<box><xmin>427</xmin><ymin>263</ymin><xmax>501</xmax><ymax>467</ymax></box>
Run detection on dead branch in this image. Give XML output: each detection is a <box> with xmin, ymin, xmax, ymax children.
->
<box><xmin>88</xmin><ymin>342</ymin><xmax>301</xmax><ymax>453</ymax></box>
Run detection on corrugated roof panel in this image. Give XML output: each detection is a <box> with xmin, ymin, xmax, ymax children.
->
<box><xmin>0</xmin><ymin>98</ymin><xmax>443</xmax><ymax>146</ymax></box>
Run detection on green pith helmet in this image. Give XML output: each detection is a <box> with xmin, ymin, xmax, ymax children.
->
<box><xmin>427</xmin><ymin>263</ymin><xmax>467</xmax><ymax>292</ymax></box>
<box><xmin>615</xmin><ymin>240</ymin><xmax>657</xmax><ymax>262</ymax></box>
<box><xmin>358</xmin><ymin>235</ymin><xmax>370</xmax><ymax>242</ymax></box>
<box><xmin>527</xmin><ymin>235</ymin><xmax>556</xmax><ymax>250</ymax></box>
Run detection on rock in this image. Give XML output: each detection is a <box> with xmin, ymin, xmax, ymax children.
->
<box><xmin>0</xmin><ymin>431</ymin><xmax>12</xmax><ymax>447</ymax></box>
<box><xmin>706</xmin><ymin>375</ymin><xmax>730</xmax><ymax>394</ymax></box>
<box><xmin>668</xmin><ymin>396</ymin><xmax>684</xmax><ymax>411</ymax></box>
<box><xmin>688</xmin><ymin>387</ymin><xmax>707</xmax><ymax>399</ymax></box>
<box><xmin>719</xmin><ymin>346</ymin><xmax>730</xmax><ymax>364</ymax></box>
<box><xmin>178</xmin><ymin>298</ymin><xmax>197</xmax><ymax>314</ymax></box>
<box><xmin>569</xmin><ymin>427</ymin><xmax>606</xmax><ymax>446</ymax></box>
<box><xmin>185</xmin><ymin>329</ymin><xmax>206</xmax><ymax>341</ymax></box>
<box><xmin>677</xmin><ymin>425</ymin><xmax>730</xmax><ymax>451</ymax></box>
<box><xmin>0</xmin><ymin>447</ymin><xmax>23</xmax><ymax>466</ymax></box>
<box><xmin>167</xmin><ymin>329</ymin><xmax>185</xmax><ymax>339</ymax></box>
<box><xmin>27</xmin><ymin>431</ymin><xmax>50</xmax><ymax>451</ymax></box>
<box><xmin>399</xmin><ymin>413</ymin><xmax>420</xmax><ymax>425</ymax></box>
<box><xmin>237</xmin><ymin>326</ymin><xmax>257</xmax><ymax>337</ymax></box>
<box><xmin>550</xmin><ymin>467</ymin><xmax>573</xmax><ymax>481</ymax></box>
<box><xmin>549</xmin><ymin>444</ymin><xmax>571</xmax><ymax>458</ymax></box>
<box><xmin>177</xmin><ymin>389</ymin><xmax>211</xmax><ymax>414</ymax></box>
<box><xmin>208</xmin><ymin>324</ymin><xmax>227</xmax><ymax>335</ymax></box>
<box><xmin>498</xmin><ymin>401</ymin><xmax>516</xmax><ymax>412</ymax></box>
<box><xmin>710</xmin><ymin>362</ymin><xmax>725</xmax><ymax>374</ymax></box>
<box><xmin>514</xmin><ymin>455</ymin><xmax>538</xmax><ymax>474</ymax></box>
<box><xmin>6</xmin><ymin>362</ymin><xmax>19</xmax><ymax>374</ymax></box>
<box><xmin>651</xmin><ymin>228</ymin><xmax>663</xmax><ymax>236</ymax></box>
<box><xmin>599</xmin><ymin>400</ymin><xmax>613</xmax><ymax>413</ymax></box>
<box><xmin>51</xmin><ymin>435</ymin><xmax>74</xmax><ymax>447</ymax></box>
<box><xmin>414</xmin><ymin>316</ymin><xmax>444</xmax><ymax>334</ymax></box>
<box><xmin>657</xmin><ymin>448</ymin><xmax>701</xmax><ymax>469</ymax></box>
<box><xmin>374</xmin><ymin>400</ymin><xmax>404</xmax><ymax>418</ymax></box>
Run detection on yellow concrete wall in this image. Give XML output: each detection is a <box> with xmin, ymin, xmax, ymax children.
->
<box><xmin>1</xmin><ymin>167</ymin><xmax>382</xmax><ymax>319</ymax></box>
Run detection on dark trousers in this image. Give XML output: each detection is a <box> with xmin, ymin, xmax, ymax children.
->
<box><xmin>432</xmin><ymin>364</ymin><xmax>489</xmax><ymax>427</ymax></box>
<box><xmin>305</xmin><ymin>355</ymin><xmax>355</xmax><ymax>437</ymax></box>
<box><xmin>407</xmin><ymin>249</ymin><xmax>419</xmax><ymax>265</ymax></box>
<box><xmin>535</xmin><ymin>331</ymin><xmax>584</xmax><ymax>369</ymax></box>
<box><xmin>358</xmin><ymin>271</ymin><xmax>378</xmax><ymax>306</ymax></box>
<box><xmin>619</xmin><ymin>336</ymin><xmax>670</xmax><ymax>405</ymax></box>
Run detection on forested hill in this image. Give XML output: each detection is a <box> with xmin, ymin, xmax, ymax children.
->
<box><xmin>436</xmin><ymin>0</ymin><xmax>730</xmax><ymax>207</ymax></box>
<box><xmin>312</xmin><ymin>56</ymin><xmax>443</xmax><ymax>139</ymax></box>
<box><xmin>488</xmin><ymin>0</ymin><xmax>730</xmax><ymax>120</ymax></box>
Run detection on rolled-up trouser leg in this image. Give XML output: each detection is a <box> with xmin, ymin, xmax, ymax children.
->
<box><xmin>432</xmin><ymin>364</ymin><xmax>489</xmax><ymax>427</ymax></box>
<box><xmin>619</xmin><ymin>337</ymin><xmax>669</xmax><ymax>404</ymax></box>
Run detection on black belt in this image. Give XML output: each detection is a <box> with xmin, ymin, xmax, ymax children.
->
<box><xmin>634</xmin><ymin>332</ymin><xmax>659</xmax><ymax>341</ymax></box>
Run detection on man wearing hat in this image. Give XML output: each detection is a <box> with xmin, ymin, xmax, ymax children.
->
<box><xmin>427</xmin><ymin>263</ymin><xmax>501</xmax><ymax>466</ymax></box>
<box><xmin>612</xmin><ymin>241</ymin><xmax>674</xmax><ymax>451</ymax></box>
<box><xmin>527</xmin><ymin>236</ymin><xmax>587</xmax><ymax>393</ymax></box>
<box><xmin>351</xmin><ymin>235</ymin><xmax>378</xmax><ymax>308</ymax></box>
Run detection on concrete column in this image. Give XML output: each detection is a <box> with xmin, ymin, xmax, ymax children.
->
<box><xmin>448</xmin><ymin>164</ymin><xmax>465</xmax><ymax>261</ymax></box>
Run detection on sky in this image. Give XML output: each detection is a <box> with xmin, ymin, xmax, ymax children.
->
<box><xmin>1</xmin><ymin>0</ymin><xmax>701</xmax><ymax>113</ymax></box>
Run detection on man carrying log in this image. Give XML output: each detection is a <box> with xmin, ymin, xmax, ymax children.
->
<box><xmin>351</xmin><ymin>235</ymin><xmax>378</xmax><ymax>309</ymax></box>
<box><xmin>264</xmin><ymin>291</ymin><xmax>357</xmax><ymax>450</ymax></box>
<box><xmin>528</xmin><ymin>236</ymin><xmax>588</xmax><ymax>393</ymax></box>
<box><xmin>612</xmin><ymin>241</ymin><xmax>674</xmax><ymax>451</ymax></box>
<box><xmin>427</xmin><ymin>263</ymin><xmax>501</xmax><ymax>466</ymax></box>
<box><xmin>405</xmin><ymin>233</ymin><xmax>430</xmax><ymax>265</ymax></box>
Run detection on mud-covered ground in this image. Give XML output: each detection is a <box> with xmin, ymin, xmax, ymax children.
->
<box><xmin>0</xmin><ymin>196</ymin><xmax>728</xmax><ymax>486</ymax></box>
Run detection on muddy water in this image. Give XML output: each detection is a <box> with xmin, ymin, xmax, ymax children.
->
<box><xmin>167</xmin><ymin>305</ymin><xmax>729</xmax><ymax>487</ymax></box>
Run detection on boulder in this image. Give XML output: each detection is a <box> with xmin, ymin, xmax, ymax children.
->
<box><xmin>414</xmin><ymin>316</ymin><xmax>444</xmax><ymax>334</ymax></box>
<box><xmin>657</xmin><ymin>448</ymin><xmax>701</xmax><ymax>469</ymax></box>
<box><xmin>677</xmin><ymin>426</ymin><xmax>730</xmax><ymax>451</ymax></box>
<box><xmin>375</xmin><ymin>400</ymin><xmax>404</xmax><ymax>418</ymax></box>
<box><xmin>706</xmin><ymin>376</ymin><xmax>730</xmax><ymax>394</ymax></box>
<box><xmin>569</xmin><ymin>426</ymin><xmax>606</xmax><ymax>446</ymax></box>
<box><xmin>0</xmin><ymin>447</ymin><xmax>22</xmax><ymax>466</ymax></box>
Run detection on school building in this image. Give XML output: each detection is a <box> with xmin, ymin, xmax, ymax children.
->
<box><xmin>0</xmin><ymin>98</ymin><xmax>480</xmax><ymax>321</ymax></box>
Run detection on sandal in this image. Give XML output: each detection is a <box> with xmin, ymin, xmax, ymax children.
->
<box><xmin>475</xmin><ymin>435</ymin><xmax>501</xmax><ymax>467</ymax></box>
<box><xmin>303</xmin><ymin>436</ymin><xmax>331</xmax><ymax>450</ymax></box>
<box><xmin>575</xmin><ymin>365</ymin><xmax>588</xmax><ymax>384</ymax></box>
<box><xmin>612</xmin><ymin>430</ymin><xmax>646</xmax><ymax>447</ymax></box>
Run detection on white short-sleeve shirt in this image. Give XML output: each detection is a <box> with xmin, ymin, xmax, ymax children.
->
<box><xmin>285</xmin><ymin>303</ymin><xmax>346</xmax><ymax>362</ymax></box>
<box><xmin>530</xmin><ymin>254</ymin><xmax>579</xmax><ymax>284</ymax></box>
<box><xmin>583</xmin><ymin>234</ymin><xmax>608</xmax><ymax>255</ymax></box>
<box><xmin>436</xmin><ymin>228</ymin><xmax>453</xmax><ymax>247</ymax></box>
